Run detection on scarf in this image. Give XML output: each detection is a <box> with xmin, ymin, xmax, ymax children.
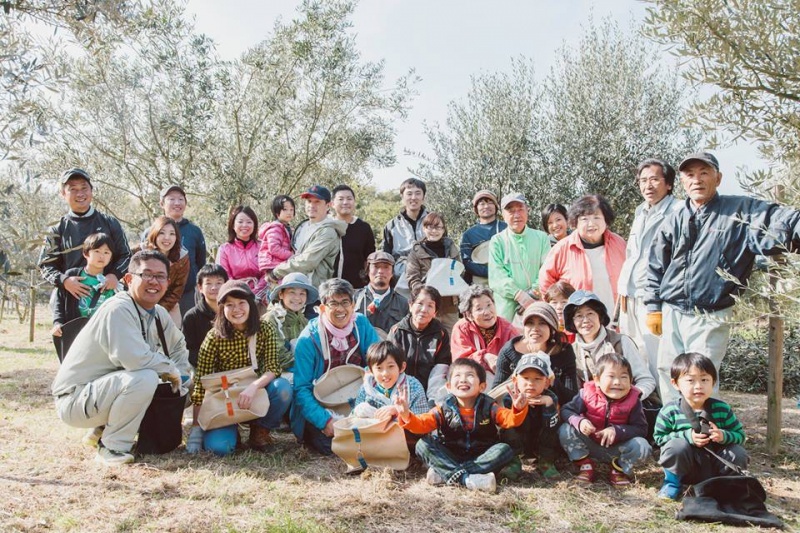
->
<box><xmin>574</xmin><ymin>327</ymin><xmax>608</xmax><ymax>382</ymax></box>
<box><xmin>320</xmin><ymin>311</ymin><xmax>357</xmax><ymax>351</ymax></box>
<box><xmin>361</xmin><ymin>372</ymin><xmax>408</xmax><ymax>407</ymax></box>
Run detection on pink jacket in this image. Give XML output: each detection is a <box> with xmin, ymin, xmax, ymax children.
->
<box><xmin>216</xmin><ymin>239</ymin><xmax>267</xmax><ymax>294</ymax></box>
<box><xmin>450</xmin><ymin>316</ymin><xmax>519</xmax><ymax>372</ymax></box>
<box><xmin>257</xmin><ymin>221</ymin><xmax>293</xmax><ymax>272</ymax></box>
<box><xmin>538</xmin><ymin>229</ymin><xmax>627</xmax><ymax>305</ymax></box>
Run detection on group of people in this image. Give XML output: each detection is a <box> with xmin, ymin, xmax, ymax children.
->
<box><xmin>43</xmin><ymin>152</ymin><xmax>800</xmax><ymax>499</ymax></box>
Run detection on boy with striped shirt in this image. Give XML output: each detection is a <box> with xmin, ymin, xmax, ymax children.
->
<box><xmin>654</xmin><ymin>352</ymin><xmax>747</xmax><ymax>500</ymax></box>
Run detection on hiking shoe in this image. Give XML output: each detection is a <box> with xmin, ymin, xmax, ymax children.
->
<box><xmin>82</xmin><ymin>427</ymin><xmax>104</xmax><ymax>448</ymax></box>
<box><xmin>574</xmin><ymin>457</ymin><xmax>595</xmax><ymax>483</ymax></box>
<box><xmin>464</xmin><ymin>472</ymin><xmax>497</xmax><ymax>493</ymax></box>
<box><xmin>499</xmin><ymin>456</ymin><xmax>523</xmax><ymax>480</ymax></box>
<box><xmin>426</xmin><ymin>467</ymin><xmax>445</xmax><ymax>486</ymax></box>
<box><xmin>539</xmin><ymin>462</ymin><xmax>560</xmax><ymax>480</ymax></box>
<box><xmin>248</xmin><ymin>424</ymin><xmax>274</xmax><ymax>451</ymax></box>
<box><xmin>95</xmin><ymin>445</ymin><xmax>134</xmax><ymax>466</ymax></box>
<box><xmin>658</xmin><ymin>469</ymin><xmax>682</xmax><ymax>500</ymax></box>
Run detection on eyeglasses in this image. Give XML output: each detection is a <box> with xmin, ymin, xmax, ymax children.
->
<box><xmin>132</xmin><ymin>272</ymin><xmax>169</xmax><ymax>283</ymax></box>
<box><xmin>637</xmin><ymin>177</ymin><xmax>664</xmax><ymax>186</ymax></box>
<box><xmin>326</xmin><ymin>299</ymin><xmax>353</xmax><ymax>309</ymax></box>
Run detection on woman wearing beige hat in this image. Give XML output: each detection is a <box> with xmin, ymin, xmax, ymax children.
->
<box><xmin>492</xmin><ymin>301</ymin><xmax>578</xmax><ymax>406</ymax></box>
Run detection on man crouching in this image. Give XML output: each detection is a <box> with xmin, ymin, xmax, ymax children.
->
<box><xmin>51</xmin><ymin>250</ymin><xmax>190</xmax><ymax>465</ymax></box>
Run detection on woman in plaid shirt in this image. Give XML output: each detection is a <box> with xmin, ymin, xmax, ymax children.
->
<box><xmin>187</xmin><ymin>280</ymin><xmax>292</xmax><ymax>455</ymax></box>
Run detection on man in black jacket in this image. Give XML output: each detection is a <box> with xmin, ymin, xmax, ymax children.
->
<box><xmin>645</xmin><ymin>152</ymin><xmax>800</xmax><ymax>401</ymax></box>
<box><xmin>353</xmin><ymin>251</ymin><xmax>408</xmax><ymax>336</ymax></box>
<box><xmin>38</xmin><ymin>168</ymin><xmax>131</xmax><ymax>313</ymax></box>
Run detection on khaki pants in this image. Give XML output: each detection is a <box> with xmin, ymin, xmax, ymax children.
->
<box><xmin>55</xmin><ymin>369</ymin><xmax>159</xmax><ymax>452</ymax></box>
<box><xmin>619</xmin><ymin>295</ymin><xmax>660</xmax><ymax>388</ymax></box>
<box><xmin>657</xmin><ymin>304</ymin><xmax>733</xmax><ymax>403</ymax></box>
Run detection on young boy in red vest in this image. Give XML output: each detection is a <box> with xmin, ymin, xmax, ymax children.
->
<box><xmin>395</xmin><ymin>358</ymin><xmax>528</xmax><ymax>492</ymax></box>
<box><xmin>558</xmin><ymin>352</ymin><xmax>652</xmax><ymax>486</ymax></box>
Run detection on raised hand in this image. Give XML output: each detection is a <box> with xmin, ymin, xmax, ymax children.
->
<box><xmin>506</xmin><ymin>381</ymin><xmax>528</xmax><ymax>411</ymax></box>
<box><xmin>393</xmin><ymin>382</ymin><xmax>410</xmax><ymax>422</ymax></box>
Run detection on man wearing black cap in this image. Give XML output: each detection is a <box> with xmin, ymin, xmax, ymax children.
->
<box><xmin>158</xmin><ymin>185</ymin><xmax>207</xmax><ymax>316</ymax></box>
<box><xmin>353</xmin><ymin>251</ymin><xmax>408</xmax><ymax>335</ymax></box>
<box><xmin>460</xmin><ymin>190</ymin><xmax>507</xmax><ymax>285</ymax></box>
<box><xmin>645</xmin><ymin>152</ymin><xmax>800</xmax><ymax>401</ymax></box>
<box><xmin>272</xmin><ymin>185</ymin><xmax>347</xmax><ymax>288</ymax></box>
<box><xmin>39</xmin><ymin>168</ymin><xmax>131</xmax><ymax>311</ymax></box>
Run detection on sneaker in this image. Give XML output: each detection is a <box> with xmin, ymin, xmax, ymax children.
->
<box><xmin>464</xmin><ymin>472</ymin><xmax>497</xmax><ymax>493</ymax></box>
<box><xmin>499</xmin><ymin>456</ymin><xmax>523</xmax><ymax>480</ymax></box>
<box><xmin>426</xmin><ymin>467</ymin><xmax>445</xmax><ymax>486</ymax></box>
<box><xmin>539</xmin><ymin>462</ymin><xmax>560</xmax><ymax>480</ymax></box>
<box><xmin>574</xmin><ymin>457</ymin><xmax>595</xmax><ymax>483</ymax></box>
<box><xmin>248</xmin><ymin>424</ymin><xmax>274</xmax><ymax>451</ymax></box>
<box><xmin>82</xmin><ymin>427</ymin><xmax>104</xmax><ymax>448</ymax></box>
<box><xmin>658</xmin><ymin>470</ymin><xmax>682</xmax><ymax>500</ymax></box>
<box><xmin>609</xmin><ymin>467</ymin><xmax>632</xmax><ymax>487</ymax></box>
<box><xmin>95</xmin><ymin>445</ymin><xmax>134</xmax><ymax>466</ymax></box>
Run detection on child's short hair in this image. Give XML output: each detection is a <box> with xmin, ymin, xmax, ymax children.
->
<box><xmin>197</xmin><ymin>263</ymin><xmax>229</xmax><ymax>286</ymax></box>
<box><xmin>82</xmin><ymin>232</ymin><xmax>113</xmax><ymax>255</ymax></box>
<box><xmin>271</xmin><ymin>195</ymin><xmax>295</xmax><ymax>219</ymax></box>
<box><xmin>366</xmin><ymin>341</ymin><xmax>406</xmax><ymax>369</ymax></box>
<box><xmin>671</xmin><ymin>352</ymin><xmax>717</xmax><ymax>383</ymax></box>
<box><xmin>544</xmin><ymin>280</ymin><xmax>576</xmax><ymax>302</ymax></box>
<box><xmin>594</xmin><ymin>353</ymin><xmax>632</xmax><ymax>380</ymax></box>
<box><xmin>449</xmin><ymin>358</ymin><xmax>487</xmax><ymax>384</ymax></box>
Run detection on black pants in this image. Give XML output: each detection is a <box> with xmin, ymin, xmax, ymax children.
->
<box><xmin>500</xmin><ymin>406</ymin><xmax>559</xmax><ymax>462</ymax></box>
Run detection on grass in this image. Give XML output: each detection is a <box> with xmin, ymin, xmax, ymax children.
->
<box><xmin>1</xmin><ymin>309</ymin><xmax>799</xmax><ymax>532</ymax></box>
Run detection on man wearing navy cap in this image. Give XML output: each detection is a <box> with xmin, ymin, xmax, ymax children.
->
<box><xmin>38</xmin><ymin>168</ymin><xmax>131</xmax><ymax>326</ymax></box>
<box><xmin>645</xmin><ymin>152</ymin><xmax>800</xmax><ymax>401</ymax></box>
<box><xmin>272</xmin><ymin>185</ymin><xmax>347</xmax><ymax>288</ymax></box>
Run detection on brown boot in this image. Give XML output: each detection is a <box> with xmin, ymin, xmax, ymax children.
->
<box><xmin>248</xmin><ymin>424</ymin><xmax>274</xmax><ymax>451</ymax></box>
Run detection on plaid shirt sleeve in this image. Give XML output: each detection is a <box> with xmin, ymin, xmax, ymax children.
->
<box><xmin>257</xmin><ymin>320</ymin><xmax>281</xmax><ymax>376</ymax></box>
<box><xmin>192</xmin><ymin>330</ymin><xmax>218</xmax><ymax>405</ymax></box>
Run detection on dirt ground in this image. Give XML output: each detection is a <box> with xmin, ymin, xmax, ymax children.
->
<box><xmin>1</xmin><ymin>312</ymin><xmax>798</xmax><ymax>533</ymax></box>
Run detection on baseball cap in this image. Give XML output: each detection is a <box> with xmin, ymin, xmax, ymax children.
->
<box><xmin>160</xmin><ymin>185</ymin><xmax>186</xmax><ymax>200</ymax></box>
<box><xmin>678</xmin><ymin>152</ymin><xmax>719</xmax><ymax>172</ymax></box>
<box><xmin>300</xmin><ymin>185</ymin><xmax>332</xmax><ymax>203</ymax></box>
<box><xmin>59</xmin><ymin>168</ymin><xmax>92</xmax><ymax>186</ymax></box>
<box><xmin>514</xmin><ymin>352</ymin><xmax>552</xmax><ymax>377</ymax></box>
<box><xmin>500</xmin><ymin>192</ymin><xmax>527</xmax><ymax>210</ymax></box>
<box><xmin>367</xmin><ymin>251</ymin><xmax>395</xmax><ymax>265</ymax></box>
<box><xmin>472</xmin><ymin>190</ymin><xmax>498</xmax><ymax>210</ymax></box>
<box><xmin>217</xmin><ymin>280</ymin><xmax>254</xmax><ymax>304</ymax></box>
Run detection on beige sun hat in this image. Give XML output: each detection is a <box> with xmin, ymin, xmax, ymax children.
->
<box><xmin>313</xmin><ymin>365</ymin><xmax>365</xmax><ymax>416</ymax></box>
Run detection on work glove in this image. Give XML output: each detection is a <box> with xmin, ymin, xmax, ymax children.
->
<box><xmin>646</xmin><ymin>312</ymin><xmax>663</xmax><ymax>336</ymax></box>
<box><xmin>186</xmin><ymin>425</ymin><xmax>204</xmax><ymax>454</ymax></box>
<box><xmin>159</xmin><ymin>371</ymin><xmax>181</xmax><ymax>393</ymax></box>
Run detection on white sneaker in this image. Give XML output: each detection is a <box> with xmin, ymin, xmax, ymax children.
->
<box><xmin>464</xmin><ymin>473</ymin><xmax>497</xmax><ymax>492</ymax></box>
<box><xmin>95</xmin><ymin>446</ymin><xmax>134</xmax><ymax>466</ymax></box>
<box><xmin>426</xmin><ymin>467</ymin><xmax>446</xmax><ymax>486</ymax></box>
<box><xmin>82</xmin><ymin>427</ymin><xmax>104</xmax><ymax>448</ymax></box>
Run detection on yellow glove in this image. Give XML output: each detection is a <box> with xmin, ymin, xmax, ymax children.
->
<box><xmin>646</xmin><ymin>312</ymin><xmax>663</xmax><ymax>336</ymax></box>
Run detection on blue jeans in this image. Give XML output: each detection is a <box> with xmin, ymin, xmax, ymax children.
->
<box><xmin>204</xmin><ymin>377</ymin><xmax>293</xmax><ymax>456</ymax></box>
<box><xmin>558</xmin><ymin>423</ymin><xmax>652</xmax><ymax>475</ymax></box>
<box><xmin>415</xmin><ymin>437</ymin><xmax>515</xmax><ymax>485</ymax></box>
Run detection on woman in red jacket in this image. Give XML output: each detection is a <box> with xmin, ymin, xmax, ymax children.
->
<box><xmin>450</xmin><ymin>284</ymin><xmax>518</xmax><ymax>383</ymax></box>
<box><xmin>538</xmin><ymin>195</ymin><xmax>626</xmax><ymax>317</ymax></box>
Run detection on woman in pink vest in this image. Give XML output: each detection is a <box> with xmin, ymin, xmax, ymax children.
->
<box><xmin>217</xmin><ymin>205</ymin><xmax>267</xmax><ymax>295</ymax></box>
<box><xmin>538</xmin><ymin>195</ymin><xmax>626</xmax><ymax>317</ymax></box>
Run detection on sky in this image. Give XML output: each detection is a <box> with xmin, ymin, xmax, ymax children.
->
<box><xmin>185</xmin><ymin>0</ymin><xmax>756</xmax><ymax>195</ymax></box>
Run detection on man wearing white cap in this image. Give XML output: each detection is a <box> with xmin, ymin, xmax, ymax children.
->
<box><xmin>488</xmin><ymin>193</ymin><xmax>551</xmax><ymax>323</ymax></box>
<box><xmin>645</xmin><ymin>152</ymin><xmax>800</xmax><ymax>401</ymax></box>
<box><xmin>460</xmin><ymin>190</ymin><xmax>507</xmax><ymax>285</ymax></box>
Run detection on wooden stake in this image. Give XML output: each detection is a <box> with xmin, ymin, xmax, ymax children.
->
<box><xmin>766</xmin><ymin>183</ymin><xmax>785</xmax><ymax>454</ymax></box>
<box><xmin>28</xmin><ymin>269</ymin><xmax>35</xmax><ymax>343</ymax></box>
